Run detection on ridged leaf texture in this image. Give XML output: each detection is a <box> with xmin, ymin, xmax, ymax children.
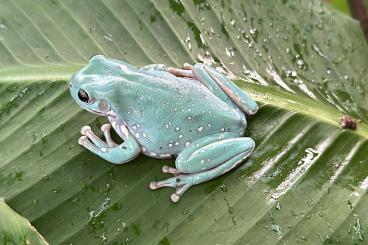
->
<box><xmin>0</xmin><ymin>0</ymin><xmax>367</xmax><ymax>244</ymax></box>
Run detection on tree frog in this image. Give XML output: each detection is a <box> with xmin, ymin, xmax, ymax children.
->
<box><xmin>69</xmin><ymin>55</ymin><xmax>258</xmax><ymax>202</ymax></box>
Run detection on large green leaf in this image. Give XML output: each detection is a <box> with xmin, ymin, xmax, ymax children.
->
<box><xmin>0</xmin><ymin>0</ymin><xmax>367</xmax><ymax>244</ymax></box>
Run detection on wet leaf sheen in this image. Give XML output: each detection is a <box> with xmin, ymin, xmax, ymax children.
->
<box><xmin>0</xmin><ymin>0</ymin><xmax>367</xmax><ymax>244</ymax></box>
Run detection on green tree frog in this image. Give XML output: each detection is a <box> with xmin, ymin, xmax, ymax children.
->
<box><xmin>69</xmin><ymin>55</ymin><xmax>258</xmax><ymax>202</ymax></box>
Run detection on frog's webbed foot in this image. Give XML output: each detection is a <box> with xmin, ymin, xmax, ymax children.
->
<box><xmin>149</xmin><ymin>172</ymin><xmax>192</xmax><ymax>203</ymax></box>
<box><xmin>78</xmin><ymin>123</ymin><xmax>140</xmax><ymax>164</ymax></box>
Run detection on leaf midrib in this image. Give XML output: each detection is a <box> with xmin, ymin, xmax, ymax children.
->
<box><xmin>1</xmin><ymin>64</ymin><xmax>366</xmax><ymax>138</ymax></box>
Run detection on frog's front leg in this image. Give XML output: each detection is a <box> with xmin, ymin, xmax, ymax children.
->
<box><xmin>78</xmin><ymin>121</ymin><xmax>140</xmax><ymax>164</ymax></box>
<box><xmin>150</xmin><ymin>133</ymin><xmax>255</xmax><ymax>202</ymax></box>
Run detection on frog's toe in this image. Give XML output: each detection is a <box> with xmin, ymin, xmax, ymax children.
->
<box><xmin>149</xmin><ymin>180</ymin><xmax>174</xmax><ymax>190</ymax></box>
<box><xmin>162</xmin><ymin>165</ymin><xmax>179</xmax><ymax>175</ymax></box>
<box><xmin>80</xmin><ymin>125</ymin><xmax>107</xmax><ymax>148</ymax></box>
<box><xmin>170</xmin><ymin>184</ymin><xmax>191</xmax><ymax>203</ymax></box>
<box><xmin>78</xmin><ymin>135</ymin><xmax>101</xmax><ymax>154</ymax></box>
<box><xmin>78</xmin><ymin>136</ymin><xmax>89</xmax><ymax>145</ymax></box>
<box><xmin>80</xmin><ymin>125</ymin><xmax>92</xmax><ymax>135</ymax></box>
<box><xmin>101</xmin><ymin>124</ymin><xmax>118</xmax><ymax>147</ymax></box>
<box><xmin>182</xmin><ymin>63</ymin><xmax>193</xmax><ymax>70</ymax></box>
<box><xmin>149</xmin><ymin>181</ymin><xmax>159</xmax><ymax>190</ymax></box>
<box><xmin>167</xmin><ymin>67</ymin><xmax>194</xmax><ymax>78</ymax></box>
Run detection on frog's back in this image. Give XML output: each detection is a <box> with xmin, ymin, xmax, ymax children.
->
<box><xmin>115</xmin><ymin>73</ymin><xmax>246</xmax><ymax>158</ymax></box>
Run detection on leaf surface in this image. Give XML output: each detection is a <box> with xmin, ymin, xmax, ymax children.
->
<box><xmin>0</xmin><ymin>0</ymin><xmax>367</xmax><ymax>244</ymax></box>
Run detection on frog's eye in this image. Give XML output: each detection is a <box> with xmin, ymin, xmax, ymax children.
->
<box><xmin>78</xmin><ymin>89</ymin><xmax>90</xmax><ymax>103</ymax></box>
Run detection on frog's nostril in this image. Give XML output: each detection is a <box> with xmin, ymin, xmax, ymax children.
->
<box><xmin>69</xmin><ymin>83</ymin><xmax>73</xmax><ymax>88</ymax></box>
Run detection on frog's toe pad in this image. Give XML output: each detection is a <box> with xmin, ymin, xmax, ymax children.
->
<box><xmin>80</xmin><ymin>125</ymin><xmax>92</xmax><ymax>135</ymax></box>
<box><xmin>101</xmin><ymin>124</ymin><xmax>111</xmax><ymax>132</ymax></box>
<box><xmin>171</xmin><ymin>193</ymin><xmax>180</xmax><ymax>203</ymax></box>
<box><xmin>182</xmin><ymin>63</ymin><xmax>193</xmax><ymax>70</ymax></box>
<box><xmin>149</xmin><ymin>181</ymin><xmax>159</xmax><ymax>190</ymax></box>
<box><xmin>78</xmin><ymin>136</ymin><xmax>89</xmax><ymax>145</ymax></box>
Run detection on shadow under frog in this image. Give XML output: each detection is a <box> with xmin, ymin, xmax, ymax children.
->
<box><xmin>69</xmin><ymin>55</ymin><xmax>258</xmax><ymax>202</ymax></box>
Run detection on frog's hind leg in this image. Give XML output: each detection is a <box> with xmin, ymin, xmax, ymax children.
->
<box><xmin>192</xmin><ymin>64</ymin><xmax>258</xmax><ymax>116</ymax></box>
<box><xmin>150</xmin><ymin>133</ymin><xmax>255</xmax><ymax>202</ymax></box>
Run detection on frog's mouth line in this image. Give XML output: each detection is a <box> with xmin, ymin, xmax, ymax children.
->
<box><xmin>87</xmin><ymin>108</ymin><xmax>117</xmax><ymax>120</ymax></box>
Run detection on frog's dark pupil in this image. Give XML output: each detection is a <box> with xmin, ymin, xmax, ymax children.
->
<box><xmin>78</xmin><ymin>89</ymin><xmax>89</xmax><ymax>103</ymax></box>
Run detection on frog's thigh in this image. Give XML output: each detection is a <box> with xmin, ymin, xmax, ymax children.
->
<box><xmin>175</xmin><ymin>134</ymin><xmax>255</xmax><ymax>174</ymax></box>
<box><xmin>193</xmin><ymin>64</ymin><xmax>258</xmax><ymax>115</ymax></box>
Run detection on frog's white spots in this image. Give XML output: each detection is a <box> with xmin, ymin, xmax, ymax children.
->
<box><xmin>136</xmin><ymin>124</ymin><xmax>141</xmax><ymax>128</ymax></box>
<box><xmin>174</xmin><ymin>142</ymin><xmax>180</xmax><ymax>146</ymax></box>
<box><xmin>200</xmin><ymin>160</ymin><xmax>205</xmax><ymax>164</ymax></box>
<box><xmin>150</xmin><ymin>152</ymin><xmax>157</xmax><ymax>157</ymax></box>
<box><xmin>220</xmin><ymin>128</ymin><xmax>225</xmax><ymax>132</ymax></box>
<box><xmin>133</xmin><ymin>126</ymin><xmax>138</xmax><ymax>130</ymax></box>
<box><xmin>160</xmin><ymin>153</ymin><xmax>171</xmax><ymax>158</ymax></box>
<box><xmin>196</xmin><ymin>144</ymin><xmax>200</xmax><ymax>147</ymax></box>
<box><xmin>185</xmin><ymin>141</ymin><xmax>191</xmax><ymax>147</ymax></box>
<box><xmin>208</xmin><ymin>124</ymin><xmax>212</xmax><ymax>127</ymax></box>
<box><xmin>101</xmin><ymin>147</ymin><xmax>107</xmax><ymax>152</ymax></box>
<box><xmin>188</xmin><ymin>108</ymin><xmax>192</xmax><ymax>112</ymax></box>
<box><xmin>175</xmin><ymin>127</ymin><xmax>180</xmax><ymax>131</ymax></box>
<box><xmin>187</xmin><ymin>116</ymin><xmax>192</xmax><ymax>120</ymax></box>
<box><xmin>208</xmin><ymin>110</ymin><xmax>212</xmax><ymax>114</ymax></box>
<box><xmin>207</xmin><ymin>159</ymin><xmax>211</xmax><ymax>162</ymax></box>
<box><xmin>197</xmin><ymin>126</ymin><xmax>204</xmax><ymax>133</ymax></box>
<box><xmin>135</xmin><ymin>133</ymin><xmax>140</xmax><ymax>138</ymax></box>
<box><xmin>168</xmin><ymin>143</ymin><xmax>173</xmax><ymax>148</ymax></box>
<box><xmin>178</xmin><ymin>134</ymin><xmax>183</xmax><ymax>139</ymax></box>
<box><xmin>166</xmin><ymin>124</ymin><xmax>170</xmax><ymax>128</ymax></box>
<box><xmin>143</xmin><ymin>133</ymin><xmax>147</xmax><ymax>138</ymax></box>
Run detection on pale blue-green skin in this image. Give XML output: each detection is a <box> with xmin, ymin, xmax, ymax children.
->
<box><xmin>69</xmin><ymin>55</ymin><xmax>258</xmax><ymax>202</ymax></box>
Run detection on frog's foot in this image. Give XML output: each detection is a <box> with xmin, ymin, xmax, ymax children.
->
<box><xmin>167</xmin><ymin>66</ymin><xmax>194</xmax><ymax>78</ymax></box>
<box><xmin>149</xmin><ymin>174</ymin><xmax>192</xmax><ymax>203</ymax></box>
<box><xmin>78</xmin><ymin>124</ymin><xmax>140</xmax><ymax>164</ymax></box>
<box><xmin>150</xmin><ymin>134</ymin><xmax>255</xmax><ymax>203</ymax></box>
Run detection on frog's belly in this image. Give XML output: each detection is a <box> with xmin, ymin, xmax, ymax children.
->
<box><xmin>127</xmin><ymin>106</ymin><xmax>247</xmax><ymax>159</ymax></box>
